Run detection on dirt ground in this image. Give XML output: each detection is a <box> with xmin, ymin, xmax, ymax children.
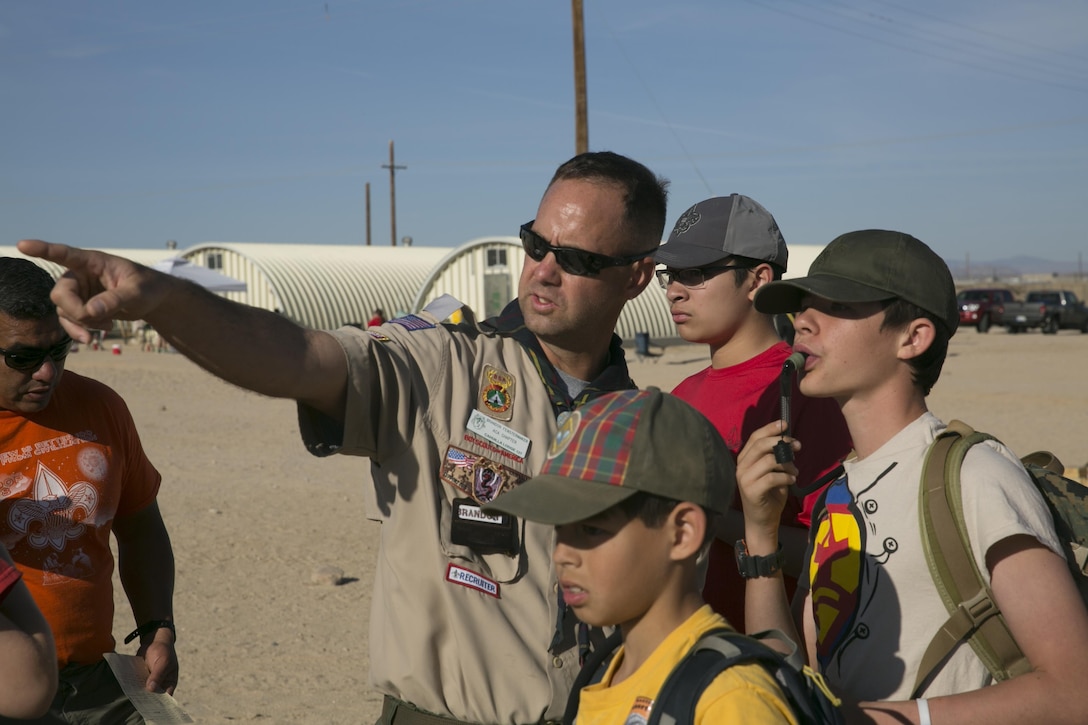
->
<box><xmin>60</xmin><ymin>326</ymin><xmax>1086</xmax><ymax>724</ymax></box>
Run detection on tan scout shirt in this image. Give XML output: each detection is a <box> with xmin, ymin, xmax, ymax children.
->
<box><xmin>298</xmin><ymin>301</ymin><xmax>635</xmax><ymax>724</ymax></box>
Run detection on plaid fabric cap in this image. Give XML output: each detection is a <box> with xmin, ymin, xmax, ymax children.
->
<box><xmin>540</xmin><ymin>392</ymin><xmax>641</xmax><ymax>485</ymax></box>
<box><xmin>483</xmin><ymin>389</ymin><xmax>734</xmax><ymax>525</ymax></box>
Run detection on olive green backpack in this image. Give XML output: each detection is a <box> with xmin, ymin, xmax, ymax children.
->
<box><xmin>913</xmin><ymin>420</ymin><xmax>1088</xmax><ymax>698</ymax></box>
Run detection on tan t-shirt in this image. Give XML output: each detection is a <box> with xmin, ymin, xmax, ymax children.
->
<box><xmin>299</xmin><ymin>303</ymin><xmax>634</xmax><ymax>723</ymax></box>
<box><xmin>804</xmin><ymin>412</ymin><xmax>1062</xmax><ymax>701</ymax></box>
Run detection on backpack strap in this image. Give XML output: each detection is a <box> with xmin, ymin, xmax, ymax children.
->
<box><xmin>649</xmin><ymin>629</ymin><xmax>844</xmax><ymax>725</ymax></box>
<box><xmin>647</xmin><ymin>628</ymin><xmax>752</xmax><ymax>725</ymax></box>
<box><xmin>561</xmin><ymin>629</ymin><xmax>623</xmax><ymax>725</ymax></box>
<box><xmin>912</xmin><ymin>420</ymin><xmax>1031</xmax><ymax>697</ymax></box>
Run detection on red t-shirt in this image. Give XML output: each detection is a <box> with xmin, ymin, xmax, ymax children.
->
<box><xmin>672</xmin><ymin>342</ymin><xmax>852</xmax><ymax>630</ymax></box>
<box><xmin>0</xmin><ymin>371</ymin><xmax>161</xmax><ymax>666</ymax></box>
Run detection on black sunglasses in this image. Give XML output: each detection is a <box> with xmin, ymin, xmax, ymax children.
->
<box><xmin>0</xmin><ymin>337</ymin><xmax>73</xmax><ymax>372</ymax></box>
<box><xmin>519</xmin><ymin>221</ymin><xmax>656</xmax><ymax>277</ymax></box>
<box><xmin>656</xmin><ymin>263</ymin><xmax>751</xmax><ymax>289</ymax></box>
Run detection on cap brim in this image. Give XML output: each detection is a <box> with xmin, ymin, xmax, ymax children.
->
<box><xmin>652</xmin><ymin>244</ymin><xmax>728</xmax><ymax>268</ymax></box>
<box><xmin>754</xmin><ymin>275</ymin><xmax>896</xmax><ymax>314</ymax></box>
<box><xmin>482</xmin><ymin>475</ymin><xmax>638</xmax><ymax>525</ymax></box>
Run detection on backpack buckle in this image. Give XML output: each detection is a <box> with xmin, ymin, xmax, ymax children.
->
<box><xmin>961</xmin><ymin>589</ymin><xmax>1000</xmax><ymax>628</ymax></box>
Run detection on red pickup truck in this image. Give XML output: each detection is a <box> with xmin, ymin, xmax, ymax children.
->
<box><xmin>956</xmin><ymin>288</ymin><xmax>1014</xmax><ymax>333</ymax></box>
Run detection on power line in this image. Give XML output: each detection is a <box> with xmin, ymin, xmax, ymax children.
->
<box><xmin>747</xmin><ymin>0</ymin><xmax>1088</xmax><ymax>94</ymax></box>
<box><xmin>794</xmin><ymin>0</ymin><xmax>1088</xmax><ymax>85</ymax></box>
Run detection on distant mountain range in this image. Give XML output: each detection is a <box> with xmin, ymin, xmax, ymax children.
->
<box><xmin>945</xmin><ymin>255</ymin><xmax>1086</xmax><ymax>279</ymax></box>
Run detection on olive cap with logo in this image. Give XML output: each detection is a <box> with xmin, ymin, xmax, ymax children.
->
<box><xmin>482</xmin><ymin>389</ymin><xmax>734</xmax><ymax>525</ymax></box>
<box><xmin>653</xmin><ymin>194</ymin><xmax>788</xmax><ymax>271</ymax></box>
<box><xmin>753</xmin><ymin>229</ymin><xmax>959</xmax><ymax>335</ymax></box>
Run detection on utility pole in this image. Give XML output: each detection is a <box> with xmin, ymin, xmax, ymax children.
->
<box><xmin>382</xmin><ymin>140</ymin><xmax>406</xmax><ymax>246</ymax></box>
<box><xmin>365</xmin><ymin>182</ymin><xmax>372</xmax><ymax>246</ymax></box>
<box><xmin>572</xmin><ymin>0</ymin><xmax>588</xmax><ymax>154</ymax></box>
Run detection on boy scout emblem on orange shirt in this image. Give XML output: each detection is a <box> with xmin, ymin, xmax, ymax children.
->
<box><xmin>479</xmin><ymin>365</ymin><xmax>515</xmax><ymax>421</ymax></box>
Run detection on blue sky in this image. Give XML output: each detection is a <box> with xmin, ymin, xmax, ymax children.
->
<box><xmin>2</xmin><ymin>1</ymin><xmax>1087</xmax><ymax>269</ymax></box>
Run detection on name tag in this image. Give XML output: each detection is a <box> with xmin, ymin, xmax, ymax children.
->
<box><xmin>450</xmin><ymin>497</ymin><xmax>519</xmax><ymax>556</ymax></box>
<box><xmin>466</xmin><ymin>410</ymin><xmax>531</xmax><ymax>460</ymax></box>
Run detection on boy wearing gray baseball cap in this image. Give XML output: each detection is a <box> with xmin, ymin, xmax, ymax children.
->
<box><xmin>653</xmin><ymin>194</ymin><xmax>851</xmax><ymax>633</ymax></box>
<box><xmin>738</xmin><ymin>230</ymin><xmax>1088</xmax><ymax>724</ymax></box>
<box><xmin>485</xmin><ymin>388</ymin><xmax>796</xmax><ymax>724</ymax></box>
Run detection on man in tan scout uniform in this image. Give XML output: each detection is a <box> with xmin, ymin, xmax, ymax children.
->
<box><xmin>19</xmin><ymin>151</ymin><xmax>669</xmax><ymax>725</ymax></box>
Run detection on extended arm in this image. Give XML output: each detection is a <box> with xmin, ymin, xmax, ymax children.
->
<box><xmin>0</xmin><ymin>546</ymin><xmax>57</xmax><ymax>718</ymax></box>
<box><xmin>17</xmin><ymin>240</ymin><xmax>348</xmax><ymax>421</ymax></box>
<box><xmin>113</xmin><ymin>501</ymin><xmax>178</xmax><ymax>694</ymax></box>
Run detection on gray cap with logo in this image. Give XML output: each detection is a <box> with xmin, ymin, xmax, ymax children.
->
<box><xmin>653</xmin><ymin>194</ymin><xmax>788</xmax><ymax>271</ymax></box>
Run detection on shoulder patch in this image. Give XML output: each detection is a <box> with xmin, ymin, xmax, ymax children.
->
<box><xmin>390</xmin><ymin>314</ymin><xmax>434</xmax><ymax>331</ymax></box>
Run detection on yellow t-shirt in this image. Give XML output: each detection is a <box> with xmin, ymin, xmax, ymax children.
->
<box><xmin>575</xmin><ymin>605</ymin><xmax>799</xmax><ymax>725</ymax></box>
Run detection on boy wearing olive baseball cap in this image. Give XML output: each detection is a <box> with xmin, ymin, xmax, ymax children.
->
<box><xmin>485</xmin><ymin>388</ymin><xmax>796</xmax><ymax>724</ymax></box>
<box><xmin>736</xmin><ymin>230</ymin><xmax>1088</xmax><ymax>724</ymax></box>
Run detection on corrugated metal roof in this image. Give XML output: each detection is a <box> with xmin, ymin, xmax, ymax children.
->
<box><xmin>180</xmin><ymin>243</ymin><xmax>452</xmax><ymax>330</ymax></box>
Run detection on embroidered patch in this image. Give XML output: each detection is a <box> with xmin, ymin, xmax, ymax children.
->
<box><xmin>390</xmin><ymin>314</ymin><xmax>434</xmax><ymax>331</ymax></box>
<box><xmin>446</xmin><ymin>564</ymin><xmax>500</xmax><ymax>598</ymax></box>
<box><xmin>624</xmin><ymin>696</ymin><xmax>653</xmax><ymax>725</ymax></box>
<box><xmin>440</xmin><ymin>445</ymin><xmax>526</xmax><ymax>503</ymax></box>
<box><xmin>463</xmin><ymin>432</ymin><xmax>526</xmax><ymax>466</ymax></box>
<box><xmin>479</xmin><ymin>364</ymin><xmax>516</xmax><ymax>421</ymax></box>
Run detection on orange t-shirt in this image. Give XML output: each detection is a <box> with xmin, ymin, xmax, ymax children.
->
<box><xmin>0</xmin><ymin>371</ymin><xmax>161</xmax><ymax>666</ymax></box>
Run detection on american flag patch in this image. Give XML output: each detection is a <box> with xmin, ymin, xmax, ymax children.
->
<box><xmin>446</xmin><ymin>447</ymin><xmax>475</xmax><ymax>468</ymax></box>
<box><xmin>390</xmin><ymin>314</ymin><xmax>434</xmax><ymax>331</ymax></box>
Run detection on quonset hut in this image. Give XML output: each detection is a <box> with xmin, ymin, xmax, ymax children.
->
<box><xmin>177</xmin><ymin>243</ymin><xmax>452</xmax><ymax>330</ymax></box>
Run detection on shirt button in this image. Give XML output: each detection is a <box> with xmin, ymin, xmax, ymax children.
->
<box><xmin>552</xmin><ymin>656</ymin><xmax>564</xmax><ymax>669</ymax></box>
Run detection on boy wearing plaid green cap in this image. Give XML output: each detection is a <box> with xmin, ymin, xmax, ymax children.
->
<box><xmin>486</xmin><ymin>388</ymin><xmax>796</xmax><ymax>724</ymax></box>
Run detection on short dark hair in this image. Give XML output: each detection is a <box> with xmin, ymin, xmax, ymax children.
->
<box><xmin>549</xmin><ymin>151</ymin><xmax>670</xmax><ymax>253</ymax></box>
<box><xmin>0</xmin><ymin>258</ymin><xmax>58</xmax><ymax>320</ymax></box>
<box><xmin>881</xmin><ymin>298</ymin><xmax>949</xmax><ymax>396</ymax></box>
<box><xmin>614</xmin><ymin>491</ymin><xmax>716</xmax><ymax>549</ymax></box>
<box><xmin>726</xmin><ymin>256</ymin><xmax>785</xmax><ymax>287</ymax></box>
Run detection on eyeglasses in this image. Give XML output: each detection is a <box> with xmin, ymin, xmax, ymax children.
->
<box><xmin>0</xmin><ymin>337</ymin><xmax>72</xmax><ymax>372</ymax></box>
<box><xmin>519</xmin><ymin>221</ymin><xmax>656</xmax><ymax>277</ymax></box>
<box><xmin>656</xmin><ymin>264</ymin><xmax>751</xmax><ymax>289</ymax></box>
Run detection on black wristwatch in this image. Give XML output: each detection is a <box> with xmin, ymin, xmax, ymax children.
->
<box><xmin>735</xmin><ymin>540</ymin><xmax>785</xmax><ymax>579</ymax></box>
<box><xmin>124</xmin><ymin>619</ymin><xmax>176</xmax><ymax>645</ymax></box>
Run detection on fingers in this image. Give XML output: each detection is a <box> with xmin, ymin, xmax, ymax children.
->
<box><xmin>142</xmin><ymin>643</ymin><xmax>179</xmax><ymax>694</ymax></box>
<box><xmin>18</xmin><ymin>240</ymin><xmax>110</xmax><ymax>322</ymax></box>
<box><xmin>735</xmin><ymin>420</ymin><xmax>801</xmax><ymax>533</ymax></box>
<box><xmin>18</xmin><ymin>240</ymin><xmax>161</xmax><ymax>326</ymax></box>
<box><xmin>18</xmin><ymin>239</ymin><xmax>86</xmax><ymax>267</ymax></box>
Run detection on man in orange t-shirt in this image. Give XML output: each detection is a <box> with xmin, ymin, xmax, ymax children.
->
<box><xmin>0</xmin><ymin>258</ymin><xmax>177</xmax><ymax>724</ymax></box>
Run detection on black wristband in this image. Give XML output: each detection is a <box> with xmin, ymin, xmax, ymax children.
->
<box><xmin>735</xmin><ymin>540</ymin><xmax>785</xmax><ymax>579</ymax></box>
<box><xmin>124</xmin><ymin>619</ymin><xmax>176</xmax><ymax>645</ymax></box>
